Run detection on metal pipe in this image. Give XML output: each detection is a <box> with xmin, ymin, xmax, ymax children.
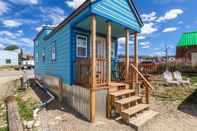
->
<box><xmin>33</xmin><ymin>79</ymin><xmax>55</xmax><ymax>118</ymax></box>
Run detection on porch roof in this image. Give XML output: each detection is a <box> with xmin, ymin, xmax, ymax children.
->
<box><xmin>35</xmin><ymin>0</ymin><xmax>143</xmax><ymax>41</ymax></box>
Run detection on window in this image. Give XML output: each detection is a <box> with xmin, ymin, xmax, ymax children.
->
<box><xmin>51</xmin><ymin>46</ymin><xmax>56</xmax><ymax>61</ymax></box>
<box><xmin>42</xmin><ymin>49</ymin><xmax>45</xmax><ymax>62</ymax></box>
<box><xmin>35</xmin><ymin>41</ymin><xmax>38</xmax><ymax>47</ymax></box>
<box><xmin>35</xmin><ymin>52</ymin><xmax>39</xmax><ymax>63</ymax></box>
<box><xmin>76</xmin><ymin>34</ymin><xmax>87</xmax><ymax>58</ymax></box>
<box><xmin>5</xmin><ymin>59</ymin><xmax>11</xmax><ymax>64</ymax></box>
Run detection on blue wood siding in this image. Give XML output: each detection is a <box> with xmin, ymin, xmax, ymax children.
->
<box><xmin>91</xmin><ymin>0</ymin><xmax>141</xmax><ymax>32</ymax></box>
<box><xmin>34</xmin><ymin>26</ymin><xmax>72</xmax><ymax>84</ymax></box>
<box><xmin>34</xmin><ymin>8</ymin><xmax>91</xmax><ymax>85</ymax></box>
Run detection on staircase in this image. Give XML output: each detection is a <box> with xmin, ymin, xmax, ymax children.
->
<box><xmin>107</xmin><ymin>82</ymin><xmax>158</xmax><ymax>128</ymax></box>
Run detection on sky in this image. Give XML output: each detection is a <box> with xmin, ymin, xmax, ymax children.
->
<box><xmin>0</xmin><ymin>0</ymin><xmax>196</xmax><ymax>56</ymax></box>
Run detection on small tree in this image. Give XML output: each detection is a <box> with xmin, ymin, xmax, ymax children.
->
<box><xmin>4</xmin><ymin>45</ymin><xmax>19</xmax><ymax>51</ymax></box>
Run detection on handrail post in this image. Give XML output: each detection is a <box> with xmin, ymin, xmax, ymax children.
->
<box><xmin>145</xmin><ymin>84</ymin><xmax>150</xmax><ymax>104</ymax></box>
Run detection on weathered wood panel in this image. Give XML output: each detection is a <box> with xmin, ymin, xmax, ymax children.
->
<box><xmin>5</xmin><ymin>96</ymin><xmax>24</xmax><ymax>131</ymax></box>
<box><xmin>63</xmin><ymin>85</ymin><xmax>90</xmax><ymax>121</ymax></box>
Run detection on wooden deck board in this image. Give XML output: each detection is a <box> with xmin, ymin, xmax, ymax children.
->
<box><xmin>122</xmin><ymin>104</ymin><xmax>149</xmax><ymax>116</ymax></box>
<box><xmin>109</xmin><ymin>89</ymin><xmax>134</xmax><ymax>97</ymax></box>
<box><xmin>115</xmin><ymin>96</ymin><xmax>141</xmax><ymax>105</ymax></box>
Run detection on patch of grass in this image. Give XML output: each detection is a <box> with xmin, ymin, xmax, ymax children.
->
<box><xmin>0</xmin><ymin>66</ymin><xmax>16</xmax><ymax>71</ymax></box>
<box><xmin>183</xmin><ymin>73</ymin><xmax>197</xmax><ymax>83</ymax></box>
<box><xmin>0</xmin><ymin>127</ymin><xmax>8</xmax><ymax>131</ymax></box>
<box><xmin>153</xmin><ymin>85</ymin><xmax>196</xmax><ymax>102</ymax></box>
<box><xmin>0</xmin><ymin>101</ymin><xmax>7</xmax><ymax>131</ymax></box>
<box><xmin>16</xmin><ymin>96</ymin><xmax>37</xmax><ymax>121</ymax></box>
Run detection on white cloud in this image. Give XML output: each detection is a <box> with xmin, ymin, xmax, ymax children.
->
<box><xmin>141</xmin><ymin>12</ymin><xmax>157</xmax><ymax>22</ymax></box>
<box><xmin>65</xmin><ymin>0</ymin><xmax>85</xmax><ymax>9</ymax></box>
<box><xmin>0</xmin><ymin>31</ymin><xmax>33</xmax><ymax>48</ymax></box>
<box><xmin>138</xmin><ymin>35</ymin><xmax>146</xmax><ymax>40</ymax></box>
<box><xmin>8</xmin><ymin>0</ymin><xmax>39</xmax><ymax>5</ymax></box>
<box><xmin>3</xmin><ymin>19</ymin><xmax>22</xmax><ymax>27</ymax></box>
<box><xmin>141</xmin><ymin>23</ymin><xmax>158</xmax><ymax>35</ymax></box>
<box><xmin>157</xmin><ymin>9</ymin><xmax>183</xmax><ymax>22</ymax></box>
<box><xmin>40</xmin><ymin>7</ymin><xmax>66</xmax><ymax>24</ymax></box>
<box><xmin>0</xmin><ymin>31</ymin><xmax>13</xmax><ymax>37</ymax></box>
<box><xmin>0</xmin><ymin>43</ymin><xmax>5</xmax><ymax>49</ymax></box>
<box><xmin>162</xmin><ymin>27</ymin><xmax>178</xmax><ymax>32</ymax></box>
<box><xmin>140</xmin><ymin>42</ymin><xmax>151</xmax><ymax>48</ymax></box>
<box><xmin>0</xmin><ymin>1</ymin><xmax>9</xmax><ymax>15</ymax></box>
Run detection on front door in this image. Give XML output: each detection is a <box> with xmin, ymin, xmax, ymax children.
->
<box><xmin>96</xmin><ymin>36</ymin><xmax>107</xmax><ymax>85</ymax></box>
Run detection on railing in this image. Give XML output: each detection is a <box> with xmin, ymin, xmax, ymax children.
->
<box><xmin>114</xmin><ymin>61</ymin><xmax>153</xmax><ymax>104</ymax></box>
<box><xmin>96</xmin><ymin>58</ymin><xmax>107</xmax><ymax>86</ymax></box>
<box><xmin>130</xmin><ymin>64</ymin><xmax>153</xmax><ymax>104</ymax></box>
<box><xmin>75</xmin><ymin>58</ymin><xmax>108</xmax><ymax>88</ymax></box>
<box><xmin>75</xmin><ymin>58</ymin><xmax>91</xmax><ymax>88</ymax></box>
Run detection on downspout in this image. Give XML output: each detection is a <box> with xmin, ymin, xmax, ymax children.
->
<box><xmin>33</xmin><ymin>79</ymin><xmax>55</xmax><ymax>118</ymax></box>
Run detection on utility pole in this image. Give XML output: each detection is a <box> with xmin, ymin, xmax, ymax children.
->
<box><xmin>165</xmin><ymin>44</ymin><xmax>169</xmax><ymax>64</ymax></box>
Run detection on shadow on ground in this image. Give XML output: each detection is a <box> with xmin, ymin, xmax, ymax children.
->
<box><xmin>178</xmin><ymin>89</ymin><xmax>197</xmax><ymax>117</ymax></box>
<box><xmin>29</xmin><ymin>79</ymin><xmax>89</xmax><ymax>121</ymax></box>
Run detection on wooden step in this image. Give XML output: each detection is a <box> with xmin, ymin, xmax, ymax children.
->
<box><xmin>110</xmin><ymin>82</ymin><xmax>129</xmax><ymax>87</ymax></box>
<box><xmin>115</xmin><ymin>96</ymin><xmax>141</xmax><ymax>105</ymax></box>
<box><xmin>109</xmin><ymin>89</ymin><xmax>134</xmax><ymax>97</ymax></box>
<box><xmin>121</xmin><ymin>104</ymin><xmax>149</xmax><ymax>117</ymax></box>
<box><xmin>129</xmin><ymin>110</ymin><xmax>158</xmax><ymax>130</ymax></box>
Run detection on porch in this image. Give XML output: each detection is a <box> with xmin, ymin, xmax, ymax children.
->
<box><xmin>74</xmin><ymin>15</ymin><xmax>139</xmax><ymax>88</ymax></box>
<box><xmin>73</xmin><ymin>14</ymin><xmax>153</xmax><ymax>123</ymax></box>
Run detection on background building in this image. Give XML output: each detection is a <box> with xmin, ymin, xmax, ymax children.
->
<box><xmin>176</xmin><ymin>31</ymin><xmax>197</xmax><ymax>66</ymax></box>
<box><xmin>0</xmin><ymin>50</ymin><xmax>19</xmax><ymax>66</ymax></box>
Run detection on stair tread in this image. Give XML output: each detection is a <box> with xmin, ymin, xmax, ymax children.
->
<box><xmin>110</xmin><ymin>89</ymin><xmax>134</xmax><ymax>97</ymax></box>
<box><xmin>115</xmin><ymin>96</ymin><xmax>141</xmax><ymax>105</ymax></box>
<box><xmin>122</xmin><ymin>104</ymin><xmax>149</xmax><ymax>116</ymax></box>
<box><xmin>129</xmin><ymin>110</ymin><xmax>159</xmax><ymax>127</ymax></box>
<box><xmin>110</xmin><ymin>82</ymin><xmax>129</xmax><ymax>87</ymax></box>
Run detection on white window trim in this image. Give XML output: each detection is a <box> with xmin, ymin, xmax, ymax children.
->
<box><xmin>76</xmin><ymin>34</ymin><xmax>88</xmax><ymax>58</ymax></box>
<box><xmin>52</xmin><ymin>46</ymin><xmax>56</xmax><ymax>61</ymax></box>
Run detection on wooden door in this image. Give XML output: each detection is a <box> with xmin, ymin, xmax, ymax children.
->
<box><xmin>96</xmin><ymin>37</ymin><xmax>107</xmax><ymax>85</ymax></box>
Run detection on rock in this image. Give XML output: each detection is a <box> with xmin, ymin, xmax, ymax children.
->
<box><xmin>26</xmin><ymin>120</ymin><xmax>34</xmax><ymax>129</ymax></box>
<box><xmin>34</xmin><ymin>120</ymin><xmax>40</xmax><ymax>127</ymax></box>
<box><xmin>55</xmin><ymin>116</ymin><xmax>62</xmax><ymax>121</ymax></box>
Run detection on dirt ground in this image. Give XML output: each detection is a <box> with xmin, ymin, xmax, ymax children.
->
<box><xmin>30</xmin><ymin>80</ymin><xmax>197</xmax><ymax>131</ymax></box>
<box><xmin>1</xmin><ymin>74</ymin><xmax>197</xmax><ymax>131</ymax></box>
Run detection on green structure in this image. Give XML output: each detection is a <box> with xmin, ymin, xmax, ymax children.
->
<box><xmin>176</xmin><ymin>31</ymin><xmax>197</xmax><ymax>66</ymax></box>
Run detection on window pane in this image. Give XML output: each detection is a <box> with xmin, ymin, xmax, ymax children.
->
<box><xmin>78</xmin><ymin>47</ymin><xmax>86</xmax><ymax>57</ymax></box>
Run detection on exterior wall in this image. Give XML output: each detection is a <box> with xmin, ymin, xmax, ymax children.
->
<box><xmin>176</xmin><ymin>45</ymin><xmax>197</xmax><ymax>64</ymax></box>
<box><xmin>91</xmin><ymin>0</ymin><xmax>141</xmax><ymax>32</ymax></box>
<box><xmin>0</xmin><ymin>50</ymin><xmax>18</xmax><ymax>66</ymax></box>
<box><xmin>34</xmin><ymin>26</ymin><xmax>72</xmax><ymax>84</ymax></box>
<box><xmin>34</xmin><ymin>8</ymin><xmax>91</xmax><ymax>85</ymax></box>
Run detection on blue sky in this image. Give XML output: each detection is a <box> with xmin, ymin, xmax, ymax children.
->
<box><xmin>0</xmin><ymin>0</ymin><xmax>196</xmax><ymax>56</ymax></box>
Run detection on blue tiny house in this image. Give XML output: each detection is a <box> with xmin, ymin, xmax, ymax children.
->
<box><xmin>34</xmin><ymin>0</ymin><xmax>154</xmax><ymax>123</ymax></box>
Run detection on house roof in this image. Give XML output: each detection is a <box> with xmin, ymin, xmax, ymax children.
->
<box><xmin>177</xmin><ymin>31</ymin><xmax>197</xmax><ymax>47</ymax></box>
<box><xmin>34</xmin><ymin>0</ymin><xmax>143</xmax><ymax>41</ymax></box>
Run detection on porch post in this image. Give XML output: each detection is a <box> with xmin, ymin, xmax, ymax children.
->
<box><xmin>125</xmin><ymin>29</ymin><xmax>130</xmax><ymax>82</ymax></box>
<box><xmin>90</xmin><ymin>15</ymin><xmax>96</xmax><ymax>122</ymax></box>
<box><xmin>107</xmin><ymin>22</ymin><xmax>112</xmax><ymax>85</ymax></box>
<box><xmin>134</xmin><ymin>32</ymin><xmax>139</xmax><ymax>85</ymax></box>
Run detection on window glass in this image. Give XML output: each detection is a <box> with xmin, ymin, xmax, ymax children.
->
<box><xmin>76</xmin><ymin>35</ymin><xmax>87</xmax><ymax>58</ymax></box>
<box><xmin>5</xmin><ymin>59</ymin><xmax>11</xmax><ymax>64</ymax></box>
<box><xmin>42</xmin><ymin>49</ymin><xmax>45</xmax><ymax>62</ymax></box>
<box><xmin>52</xmin><ymin>46</ymin><xmax>56</xmax><ymax>60</ymax></box>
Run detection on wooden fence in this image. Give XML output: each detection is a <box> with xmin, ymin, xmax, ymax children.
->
<box><xmin>63</xmin><ymin>85</ymin><xmax>90</xmax><ymax>121</ymax></box>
